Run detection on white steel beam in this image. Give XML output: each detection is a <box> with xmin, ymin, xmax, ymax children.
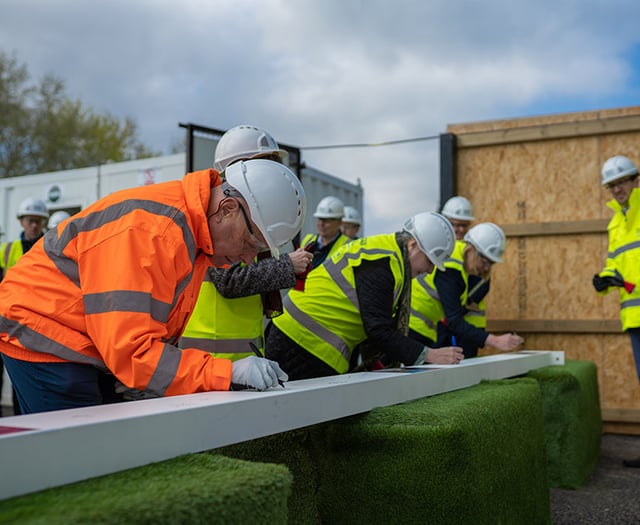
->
<box><xmin>0</xmin><ymin>350</ymin><xmax>563</xmax><ymax>500</ymax></box>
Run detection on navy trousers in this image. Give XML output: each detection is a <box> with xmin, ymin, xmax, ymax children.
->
<box><xmin>1</xmin><ymin>354</ymin><xmax>124</xmax><ymax>414</ymax></box>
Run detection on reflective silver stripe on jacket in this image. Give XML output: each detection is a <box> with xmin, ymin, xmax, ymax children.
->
<box><xmin>283</xmin><ymin>294</ymin><xmax>351</xmax><ymax>362</ymax></box>
<box><xmin>43</xmin><ymin>199</ymin><xmax>197</xmax><ymax>324</ymax></box>
<box><xmin>621</xmin><ymin>298</ymin><xmax>640</xmax><ymax>310</ymax></box>
<box><xmin>147</xmin><ymin>342</ymin><xmax>182</xmax><ymax>395</ymax></box>
<box><xmin>465</xmin><ymin>309</ymin><xmax>486</xmax><ymax>318</ymax></box>
<box><xmin>0</xmin><ymin>315</ymin><xmax>107</xmax><ymax>370</ymax></box>
<box><xmin>178</xmin><ymin>335</ymin><xmax>264</xmax><ymax>354</ymax></box>
<box><xmin>609</xmin><ymin>240</ymin><xmax>640</xmax><ymax>259</ymax></box>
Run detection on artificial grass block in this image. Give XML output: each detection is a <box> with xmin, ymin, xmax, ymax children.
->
<box><xmin>0</xmin><ymin>453</ymin><xmax>291</xmax><ymax>525</ymax></box>
<box><xmin>219</xmin><ymin>428</ymin><xmax>321</xmax><ymax>525</ymax></box>
<box><xmin>313</xmin><ymin>378</ymin><xmax>551</xmax><ymax>525</ymax></box>
<box><xmin>526</xmin><ymin>359</ymin><xmax>602</xmax><ymax>489</ymax></box>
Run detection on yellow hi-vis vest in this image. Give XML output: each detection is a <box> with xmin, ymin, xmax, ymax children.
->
<box><xmin>598</xmin><ymin>188</ymin><xmax>640</xmax><ymax>331</ymax></box>
<box><xmin>301</xmin><ymin>233</ymin><xmax>350</xmax><ymax>255</ymax></box>
<box><xmin>179</xmin><ymin>272</ymin><xmax>264</xmax><ymax>361</ymax></box>
<box><xmin>409</xmin><ymin>241</ymin><xmax>469</xmax><ymax>341</ymax></box>
<box><xmin>273</xmin><ymin>234</ymin><xmax>405</xmax><ymax>373</ymax></box>
<box><xmin>0</xmin><ymin>240</ymin><xmax>25</xmax><ymax>276</ymax></box>
<box><xmin>465</xmin><ymin>277</ymin><xmax>488</xmax><ymax>329</ymax></box>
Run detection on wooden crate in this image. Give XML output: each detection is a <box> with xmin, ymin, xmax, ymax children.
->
<box><xmin>449</xmin><ymin>106</ymin><xmax>640</xmax><ymax>430</ymax></box>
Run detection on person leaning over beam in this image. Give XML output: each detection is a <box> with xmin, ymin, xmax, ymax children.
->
<box><xmin>264</xmin><ymin>212</ymin><xmax>464</xmax><ymax>381</ymax></box>
<box><xmin>408</xmin><ymin>222</ymin><xmax>524</xmax><ymax>358</ymax></box>
<box><xmin>0</xmin><ymin>159</ymin><xmax>305</xmax><ymax>414</ymax></box>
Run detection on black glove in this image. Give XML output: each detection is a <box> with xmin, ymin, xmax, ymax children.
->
<box><xmin>592</xmin><ymin>274</ymin><xmax>624</xmax><ymax>292</ymax></box>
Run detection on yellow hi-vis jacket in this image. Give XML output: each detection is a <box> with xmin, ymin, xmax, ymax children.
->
<box><xmin>273</xmin><ymin>234</ymin><xmax>405</xmax><ymax>373</ymax></box>
<box><xmin>0</xmin><ymin>240</ymin><xmax>25</xmax><ymax>276</ymax></box>
<box><xmin>597</xmin><ymin>188</ymin><xmax>640</xmax><ymax>330</ymax></box>
<box><xmin>179</xmin><ymin>274</ymin><xmax>264</xmax><ymax>361</ymax></box>
<box><xmin>465</xmin><ymin>277</ymin><xmax>488</xmax><ymax>329</ymax></box>
<box><xmin>409</xmin><ymin>241</ymin><xmax>469</xmax><ymax>341</ymax></box>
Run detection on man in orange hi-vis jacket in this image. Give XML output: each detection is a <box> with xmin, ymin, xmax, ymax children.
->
<box><xmin>0</xmin><ymin>159</ymin><xmax>306</xmax><ymax>414</ymax></box>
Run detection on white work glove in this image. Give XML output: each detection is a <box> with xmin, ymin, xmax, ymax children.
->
<box><xmin>231</xmin><ymin>356</ymin><xmax>288</xmax><ymax>390</ymax></box>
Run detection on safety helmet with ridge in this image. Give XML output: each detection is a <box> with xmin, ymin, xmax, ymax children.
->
<box><xmin>441</xmin><ymin>196</ymin><xmax>475</xmax><ymax>221</ymax></box>
<box><xmin>224</xmin><ymin>159</ymin><xmax>306</xmax><ymax>258</ymax></box>
<box><xmin>214</xmin><ymin>125</ymin><xmax>288</xmax><ymax>172</ymax></box>
<box><xmin>464</xmin><ymin>222</ymin><xmax>506</xmax><ymax>263</ymax></box>
<box><xmin>342</xmin><ymin>205</ymin><xmax>361</xmax><ymax>225</ymax></box>
<box><xmin>403</xmin><ymin>212</ymin><xmax>455</xmax><ymax>271</ymax></box>
<box><xmin>601</xmin><ymin>155</ymin><xmax>638</xmax><ymax>186</ymax></box>
<box><xmin>17</xmin><ymin>197</ymin><xmax>49</xmax><ymax>219</ymax></box>
<box><xmin>48</xmin><ymin>210</ymin><xmax>71</xmax><ymax>229</ymax></box>
<box><xmin>313</xmin><ymin>196</ymin><xmax>344</xmax><ymax>219</ymax></box>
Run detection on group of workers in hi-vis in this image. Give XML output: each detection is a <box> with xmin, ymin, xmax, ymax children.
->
<box><xmin>0</xmin><ymin>125</ymin><xmax>632</xmax><ymax>434</ymax></box>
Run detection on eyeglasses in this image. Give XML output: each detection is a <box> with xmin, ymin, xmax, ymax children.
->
<box><xmin>478</xmin><ymin>253</ymin><xmax>494</xmax><ymax>267</ymax></box>
<box><xmin>238</xmin><ymin>202</ymin><xmax>269</xmax><ymax>253</ymax></box>
<box><xmin>606</xmin><ymin>177</ymin><xmax>635</xmax><ymax>190</ymax></box>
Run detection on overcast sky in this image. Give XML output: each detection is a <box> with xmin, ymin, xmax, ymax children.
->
<box><xmin>2</xmin><ymin>0</ymin><xmax>640</xmax><ymax>235</ymax></box>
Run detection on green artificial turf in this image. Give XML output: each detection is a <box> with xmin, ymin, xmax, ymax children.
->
<box><xmin>0</xmin><ymin>453</ymin><xmax>291</xmax><ymax>525</ymax></box>
<box><xmin>313</xmin><ymin>378</ymin><xmax>551</xmax><ymax>525</ymax></box>
<box><xmin>526</xmin><ymin>359</ymin><xmax>602</xmax><ymax>489</ymax></box>
<box><xmin>219</xmin><ymin>428</ymin><xmax>321</xmax><ymax>525</ymax></box>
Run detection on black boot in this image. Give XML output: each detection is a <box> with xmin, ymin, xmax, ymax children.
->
<box><xmin>622</xmin><ymin>457</ymin><xmax>640</xmax><ymax>468</ymax></box>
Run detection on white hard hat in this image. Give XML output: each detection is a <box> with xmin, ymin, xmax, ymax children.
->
<box><xmin>441</xmin><ymin>196</ymin><xmax>475</xmax><ymax>221</ymax></box>
<box><xmin>601</xmin><ymin>155</ymin><xmax>638</xmax><ymax>186</ymax></box>
<box><xmin>403</xmin><ymin>212</ymin><xmax>455</xmax><ymax>271</ymax></box>
<box><xmin>225</xmin><ymin>159</ymin><xmax>306</xmax><ymax>259</ymax></box>
<box><xmin>464</xmin><ymin>222</ymin><xmax>506</xmax><ymax>263</ymax></box>
<box><xmin>17</xmin><ymin>197</ymin><xmax>49</xmax><ymax>219</ymax></box>
<box><xmin>214</xmin><ymin>125</ymin><xmax>288</xmax><ymax>172</ymax></box>
<box><xmin>313</xmin><ymin>196</ymin><xmax>344</xmax><ymax>219</ymax></box>
<box><xmin>48</xmin><ymin>210</ymin><xmax>71</xmax><ymax>229</ymax></box>
<box><xmin>342</xmin><ymin>206</ymin><xmax>361</xmax><ymax>225</ymax></box>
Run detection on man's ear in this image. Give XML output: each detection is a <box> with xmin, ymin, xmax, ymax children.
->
<box><xmin>219</xmin><ymin>197</ymin><xmax>239</xmax><ymax>217</ymax></box>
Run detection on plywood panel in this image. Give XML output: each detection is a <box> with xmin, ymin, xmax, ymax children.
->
<box><xmin>448</xmin><ymin>106</ymin><xmax>640</xmax><ymax>134</ymax></box>
<box><xmin>457</xmin><ymin>137</ymin><xmax>602</xmax><ymax>224</ymax></box>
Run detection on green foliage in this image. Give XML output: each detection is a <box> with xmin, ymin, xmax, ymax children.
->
<box><xmin>0</xmin><ymin>50</ymin><xmax>159</xmax><ymax>178</ymax></box>
<box><xmin>0</xmin><ymin>453</ymin><xmax>292</xmax><ymax>525</ymax></box>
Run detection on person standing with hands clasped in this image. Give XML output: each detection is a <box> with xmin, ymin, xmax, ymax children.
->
<box><xmin>592</xmin><ymin>155</ymin><xmax>640</xmax><ymax>468</ymax></box>
<box><xmin>0</xmin><ymin>159</ymin><xmax>305</xmax><ymax>414</ymax></box>
<box><xmin>409</xmin><ymin>222</ymin><xmax>524</xmax><ymax>357</ymax></box>
<box><xmin>265</xmin><ymin>212</ymin><xmax>463</xmax><ymax>381</ymax></box>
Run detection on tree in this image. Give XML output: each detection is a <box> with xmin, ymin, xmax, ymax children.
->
<box><xmin>0</xmin><ymin>51</ymin><xmax>159</xmax><ymax>178</ymax></box>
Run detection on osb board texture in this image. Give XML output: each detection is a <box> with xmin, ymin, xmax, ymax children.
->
<box><xmin>487</xmin><ymin>235</ymin><xmax>621</xmax><ymax>321</ymax></box>
<box><xmin>447</xmin><ymin>105</ymin><xmax>640</xmax><ymax>134</ymax></box>
<box><xmin>478</xmin><ymin>334</ymin><xmax>640</xmax><ymax>410</ymax></box>
<box><xmin>456</xmin><ymin>136</ymin><xmax>605</xmax><ymax>224</ymax></box>
<box><xmin>603</xmin><ymin>423</ymin><xmax>640</xmax><ymax>435</ymax></box>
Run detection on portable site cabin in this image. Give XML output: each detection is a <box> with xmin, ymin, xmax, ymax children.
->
<box><xmin>0</xmin><ymin>153</ymin><xmax>364</xmax><ymax>243</ymax></box>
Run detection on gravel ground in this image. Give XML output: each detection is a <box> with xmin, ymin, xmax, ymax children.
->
<box><xmin>551</xmin><ymin>434</ymin><xmax>640</xmax><ymax>524</ymax></box>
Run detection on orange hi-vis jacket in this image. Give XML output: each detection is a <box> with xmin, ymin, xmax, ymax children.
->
<box><xmin>0</xmin><ymin>169</ymin><xmax>233</xmax><ymax>396</ymax></box>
